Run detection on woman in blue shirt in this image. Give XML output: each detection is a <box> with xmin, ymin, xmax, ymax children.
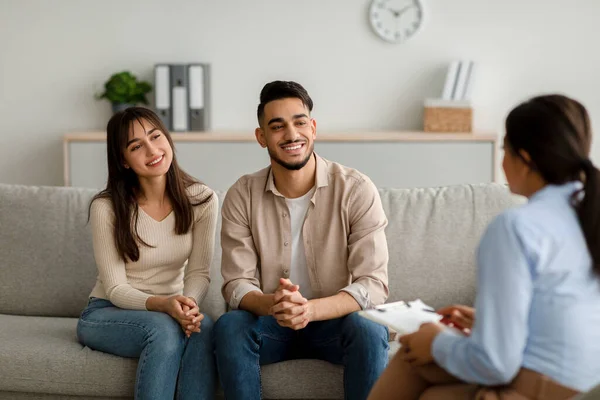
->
<box><xmin>369</xmin><ymin>94</ymin><xmax>600</xmax><ymax>399</ymax></box>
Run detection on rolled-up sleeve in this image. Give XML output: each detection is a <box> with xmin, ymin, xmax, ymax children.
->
<box><xmin>342</xmin><ymin>177</ymin><xmax>389</xmax><ymax>308</ymax></box>
<box><xmin>221</xmin><ymin>180</ymin><xmax>262</xmax><ymax>309</ymax></box>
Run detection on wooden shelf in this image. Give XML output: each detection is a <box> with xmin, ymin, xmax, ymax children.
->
<box><xmin>64</xmin><ymin>130</ymin><xmax>499</xmax><ymax>188</ymax></box>
<box><xmin>64</xmin><ymin>131</ymin><xmax>497</xmax><ymax>143</ymax></box>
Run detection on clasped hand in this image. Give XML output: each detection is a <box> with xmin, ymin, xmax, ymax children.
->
<box><xmin>269</xmin><ymin>278</ymin><xmax>312</xmax><ymax>330</ymax></box>
<box><xmin>163</xmin><ymin>295</ymin><xmax>204</xmax><ymax>338</ymax></box>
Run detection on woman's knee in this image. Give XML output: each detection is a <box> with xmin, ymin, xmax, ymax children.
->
<box><xmin>146</xmin><ymin>312</ymin><xmax>186</xmax><ymax>354</ymax></box>
<box><xmin>187</xmin><ymin>313</ymin><xmax>214</xmax><ymax>344</ymax></box>
<box><xmin>146</xmin><ymin>311</ymin><xmax>182</xmax><ymax>332</ymax></box>
<box><xmin>199</xmin><ymin>313</ymin><xmax>214</xmax><ymax>332</ymax></box>
<box><xmin>185</xmin><ymin>313</ymin><xmax>215</xmax><ymax>350</ymax></box>
<box><xmin>420</xmin><ymin>384</ymin><xmax>478</xmax><ymax>400</ymax></box>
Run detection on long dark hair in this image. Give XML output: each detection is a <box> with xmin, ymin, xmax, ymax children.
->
<box><xmin>505</xmin><ymin>94</ymin><xmax>600</xmax><ymax>274</ymax></box>
<box><xmin>89</xmin><ymin>107</ymin><xmax>211</xmax><ymax>262</ymax></box>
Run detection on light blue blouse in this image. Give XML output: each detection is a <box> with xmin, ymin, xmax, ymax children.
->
<box><xmin>433</xmin><ymin>182</ymin><xmax>600</xmax><ymax>391</ymax></box>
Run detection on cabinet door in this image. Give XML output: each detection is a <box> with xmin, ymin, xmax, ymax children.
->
<box><xmin>315</xmin><ymin>142</ymin><xmax>494</xmax><ymax>188</ymax></box>
<box><xmin>68</xmin><ymin>141</ymin><xmax>494</xmax><ymax>190</ymax></box>
<box><xmin>69</xmin><ymin>142</ymin><xmax>108</xmax><ymax>189</ymax></box>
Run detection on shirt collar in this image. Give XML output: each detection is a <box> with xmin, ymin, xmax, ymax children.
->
<box><xmin>529</xmin><ymin>181</ymin><xmax>583</xmax><ymax>203</ymax></box>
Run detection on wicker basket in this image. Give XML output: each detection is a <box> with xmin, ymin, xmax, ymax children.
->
<box><xmin>424</xmin><ymin>105</ymin><xmax>472</xmax><ymax>133</ymax></box>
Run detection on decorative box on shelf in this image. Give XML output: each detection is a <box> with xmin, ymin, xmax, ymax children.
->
<box><xmin>424</xmin><ymin>99</ymin><xmax>472</xmax><ymax>133</ymax></box>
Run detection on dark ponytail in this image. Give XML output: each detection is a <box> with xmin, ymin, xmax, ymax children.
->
<box><xmin>505</xmin><ymin>94</ymin><xmax>600</xmax><ymax>275</ymax></box>
<box><xmin>578</xmin><ymin>159</ymin><xmax>600</xmax><ymax>273</ymax></box>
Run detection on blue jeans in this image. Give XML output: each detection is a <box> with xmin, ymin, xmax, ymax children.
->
<box><xmin>77</xmin><ymin>298</ymin><xmax>216</xmax><ymax>400</ymax></box>
<box><xmin>213</xmin><ymin>310</ymin><xmax>389</xmax><ymax>400</ymax></box>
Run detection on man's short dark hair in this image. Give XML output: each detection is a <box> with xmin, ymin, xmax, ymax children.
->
<box><xmin>257</xmin><ymin>81</ymin><xmax>314</xmax><ymax>125</ymax></box>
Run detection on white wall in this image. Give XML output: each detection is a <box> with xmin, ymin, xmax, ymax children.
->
<box><xmin>1</xmin><ymin>0</ymin><xmax>599</xmax><ymax>186</ymax></box>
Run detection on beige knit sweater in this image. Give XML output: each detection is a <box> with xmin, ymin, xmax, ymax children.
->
<box><xmin>88</xmin><ymin>183</ymin><xmax>218</xmax><ymax>310</ymax></box>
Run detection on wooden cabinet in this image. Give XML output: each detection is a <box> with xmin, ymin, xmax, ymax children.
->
<box><xmin>64</xmin><ymin>132</ymin><xmax>498</xmax><ymax>191</ymax></box>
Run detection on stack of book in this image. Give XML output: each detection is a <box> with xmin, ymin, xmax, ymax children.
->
<box><xmin>441</xmin><ymin>60</ymin><xmax>476</xmax><ymax>102</ymax></box>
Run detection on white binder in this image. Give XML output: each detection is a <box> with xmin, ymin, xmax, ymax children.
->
<box><xmin>154</xmin><ymin>64</ymin><xmax>171</xmax><ymax>130</ymax></box>
<box><xmin>170</xmin><ymin>65</ymin><xmax>188</xmax><ymax>132</ymax></box>
<box><xmin>188</xmin><ymin>64</ymin><xmax>210</xmax><ymax>131</ymax></box>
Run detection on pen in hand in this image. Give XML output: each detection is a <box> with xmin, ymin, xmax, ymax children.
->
<box><xmin>422</xmin><ymin>308</ymin><xmax>470</xmax><ymax>335</ymax></box>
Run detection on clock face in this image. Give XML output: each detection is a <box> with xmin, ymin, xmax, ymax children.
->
<box><xmin>369</xmin><ymin>0</ymin><xmax>424</xmax><ymax>43</ymax></box>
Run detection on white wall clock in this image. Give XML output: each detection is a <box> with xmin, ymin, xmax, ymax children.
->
<box><xmin>369</xmin><ymin>0</ymin><xmax>425</xmax><ymax>44</ymax></box>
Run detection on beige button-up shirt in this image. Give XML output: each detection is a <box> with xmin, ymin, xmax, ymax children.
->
<box><xmin>221</xmin><ymin>154</ymin><xmax>389</xmax><ymax>310</ymax></box>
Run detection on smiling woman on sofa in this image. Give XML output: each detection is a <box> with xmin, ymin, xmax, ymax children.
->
<box><xmin>369</xmin><ymin>94</ymin><xmax>600</xmax><ymax>400</ymax></box>
<box><xmin>76</xmin><ymin>107</ymin><xmax>218</xmax><ymax>400</ymax></box>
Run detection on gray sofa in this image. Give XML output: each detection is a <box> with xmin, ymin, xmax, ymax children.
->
<box><xmin>0</xmin><ymin>182</ymin><xmax>522</xmax><ymax>399</ymax></box>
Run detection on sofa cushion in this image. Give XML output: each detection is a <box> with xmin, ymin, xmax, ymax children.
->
<box><xmin>0</xmin><ymin>315</ymin><xmax>136</xmax><ymax>397</ymax></box>
<box><xmin>0</xmin><ymin>314</ymin><xmax>401</xmax><ymax>398</ymax></box>
<box><xmin>0</xmin><ymin>393</ymin><xmax>128</xmax><ymax>399</ymax></box>
<box><xmin>0</xmin><ymin>184</ymin><xmax>227</xmax><ymax>320</ymax></box>
<box><xmin>381</xmin><ymin>183</ymin><xmax>523</xmax><ymax>308</ymax></box>
<box><xmin>261</xmin><ymin>341</ymin><xmax>401</xmax><ymax>399</ymax></box>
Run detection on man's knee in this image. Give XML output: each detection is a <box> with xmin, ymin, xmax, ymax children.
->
<box><xmin>342</xmin><ymin>312</ymin><xmax>389</xmax><ymax>345</ymax></box>
<box><xmin>214</xmin><ymin>310</ymin><xmax>256</xmax><ymax>349</ymax></box>
<box><xmin>215</xmin><ymin>310</ymin><xmax>255</xmax><ymax>332</ymax></box>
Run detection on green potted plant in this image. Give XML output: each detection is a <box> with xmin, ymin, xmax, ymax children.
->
<box><xmin>96</xmin><ymin>71</ymin><xmax>152</xmax><ymax>113</ymax></box>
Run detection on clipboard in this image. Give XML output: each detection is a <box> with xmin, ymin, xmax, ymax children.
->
<box><xmin>358</xmin><ymin>299</ymin><xmax>443</xmax><ymax>335</ymax></box>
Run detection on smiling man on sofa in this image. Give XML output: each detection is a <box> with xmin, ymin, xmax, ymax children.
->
<box><xmin>213</xmin><ymin>80</ymin><xmax>390</xmax><ymax>400</ymax></box>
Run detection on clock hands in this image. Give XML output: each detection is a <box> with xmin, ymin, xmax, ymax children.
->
<box><xmin>387</xmin><ymin>4</ymin><xmax>415</xmax><ymax>19</ymax></box>
<box><xmin>371</xmin><ymin>0</ymin><xmax>421</xmax><ymax>42</ymax></box>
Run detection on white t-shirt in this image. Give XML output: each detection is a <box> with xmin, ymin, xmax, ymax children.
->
<box><xmin>284</xmin><ymin>187</ymin><xmax>316</xmax><ymax>300</ymax></box>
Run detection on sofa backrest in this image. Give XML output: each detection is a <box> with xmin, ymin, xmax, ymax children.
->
<box><xmin>381</xmin><ymin>183</ymin><xmax>523</xmax><ymax>309</ymax></box>
<box><xmin>0</xmin><ymin>184</ymin><xmax>98</xmax><ymax>318</ymax></box>
<box><xmin>0</xmin><ymin>184</ymin><xmax>227</xmax><ymax>320</ymax></box>
<box><xmin>0</xmin><ymin>182</ymin><xmax>522</xmax><ymax>319</ymax></box>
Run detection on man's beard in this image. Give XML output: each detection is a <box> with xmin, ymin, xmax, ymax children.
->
<box><xmin>267</xmin><ymin>142</ymin><xmax>314</xmax><ymax>171</ymax></box>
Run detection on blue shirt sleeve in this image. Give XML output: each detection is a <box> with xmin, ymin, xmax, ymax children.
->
<box><xmin>432</xmin><ymin>211</ymin><xmax>534</xmax><ymax>385</ymax></box>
